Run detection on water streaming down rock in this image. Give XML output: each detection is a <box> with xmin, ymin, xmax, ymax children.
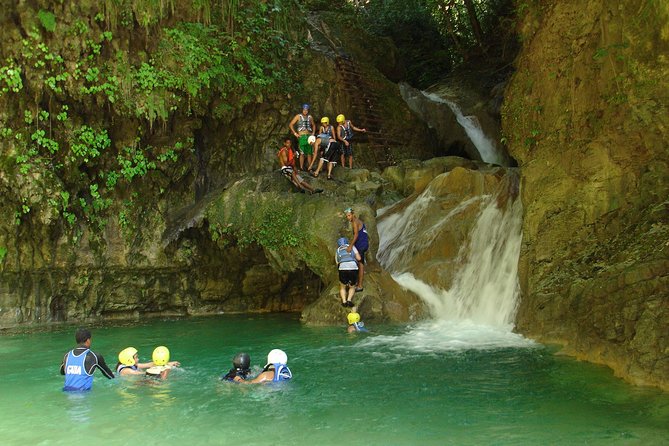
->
<box><xmin>421</xmin><ymin>91</ymin><xmax>505</xmax><ymax>166</ymax></box>
<box><xmin>378</xmin><ymin>172</ymin><xmax>523</xmax><ymax>328</ymax></box>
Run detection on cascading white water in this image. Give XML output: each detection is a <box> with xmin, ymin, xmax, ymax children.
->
<box><xmin>377</xmin><ymin>175</ymin><xmax>524</xmax><ymax>329</ymax></box>
<box><xmin>421</xmin><ymin>91</ymin><xmax>504</xmax><ymax>166</ymax></box>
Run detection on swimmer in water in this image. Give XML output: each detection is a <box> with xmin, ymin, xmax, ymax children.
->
<box><xmin>221</xmin><ymin>352</ymin><xmax>252</xmax><ymax>382</ymax></box>
<box><xmin>347</xmin><ymin>312</ymin><xmax>369</xmax><ymax>333</ymax></box>
<box><xmin>116</xmin><ymin>346</ymin><xmax>180</xmax><ymax>378</ymax></box>
<box><xmin>235</xmin><ymin>349</ymin><xmax>292</xmax><ymax>384</ymax></box>
<box><xmin>145</xmin><ymin>346</ymin><xmax>181</xmax><ymax>379</ymax></box>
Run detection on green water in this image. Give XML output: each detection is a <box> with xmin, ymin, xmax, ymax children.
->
<box><xmin>0</xmin><ymin>315</ymin><xmax>667</xmax><ymax>445</ymax></box>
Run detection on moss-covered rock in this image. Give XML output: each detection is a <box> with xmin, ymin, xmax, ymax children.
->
<box><xmin>504</xmin><ymin>0</ymin><xmax>669</xmax><ymax>390</ymax></box>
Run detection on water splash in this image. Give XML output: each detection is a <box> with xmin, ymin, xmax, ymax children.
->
<box><xmin>377</xmin><ymin>183</ymin><xmax>482</xmax><ymax>273</ymax></box>
<box><xmin>421</xmin><ymin>91</ymin><xmax>504</xmax><ymax>165</ymax></box>
<box><xmin>378</xmin><ymin>173</ymin><xmax>523</xmax><ymax>328</ymax></box>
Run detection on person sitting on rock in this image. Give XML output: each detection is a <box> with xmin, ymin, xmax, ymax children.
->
<box><xmin>277</xmin><ymin>137</ymin><xmax>323</xmax><ymax>195</ymax></box>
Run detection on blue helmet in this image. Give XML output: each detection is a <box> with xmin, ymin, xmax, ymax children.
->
<box><xmin>337</xmin><ymin>237</ymin><xmax>349</xmax><ymax>247</ymax></box>
<box><xmin>302</xmin><ymin>103</ymin><xmax>310</xmax><ymax>110</ymax></box>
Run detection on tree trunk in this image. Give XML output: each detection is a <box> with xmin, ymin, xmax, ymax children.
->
<box><xmin>463</xmin><ymin>0</ymin><xmax>485</xmax><ymax>50</ymax></box>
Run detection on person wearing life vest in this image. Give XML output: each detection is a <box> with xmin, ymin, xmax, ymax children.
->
<box><xmin>310</xmin><ymin>116</ymin><xmax>341</xmax><ymax>180</ymax></box>
<box><xmin>288</xmin><ymin>103</ymin><xmax>315</xmax><ymax>170</ymax></box>
<box><xmin>344</xmin><ymin>207</ymin><xmax>369</xmax><ymax>292</ymax></box>
<box><xmin>336</xmin><ymin>114</ymin><xmax>366</xmax><ymax>169</ymax></box>
<box><xmin>336</xmin><ymin>237</ymin><xmax>361</xmax><ymax>307</ymax></box>
<box><xmin>60</xmin><ymin>328</ymin><xmax>115</xmax><ymax>391</ymax></box>
<box><xmin>277</xmin><ymin>137</ymin><xmax>323</xmax><ymax>195</ymax></box>
<box><xmin>116</xmin><ymin>346</ymin><xmax>180</xmax><ymax>377</ymax></box>
<box><xmin>235</xmin><ymin>349</ymin><xmax>292</xmax><ymax>384</ymax></box>
<box><xmin>221</xmin><ymin>352</ymin><xmax>252</xmax><ymax>382</ymax></box>
<box><xmin>145</xmin><ymin>346</ymin><xmax>181</xmax><ymax>379</ymax></box>
<box><xmin>308</xmin><ymin>116</ymin><xmax>336</xmax><ymax>171</ymax></box>
<box><xmin>347</xmin><ymin>312</ymin><xmax>369</xmax><ymax>333</ymax></box>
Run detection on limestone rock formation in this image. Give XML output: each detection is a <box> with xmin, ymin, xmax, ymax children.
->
<box><xmin>503</xmin><ymin>0</ymin><xmax>669</xmax><ymax>390</ymax></box>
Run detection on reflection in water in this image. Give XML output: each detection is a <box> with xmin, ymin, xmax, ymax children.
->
<box><xmin>64</xmin><ymin>392</ymin><xmax>92</xmax><ymax>423</ymax></box>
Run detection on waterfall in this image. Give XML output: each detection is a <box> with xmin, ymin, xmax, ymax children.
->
<box><xmin>377</xmin><ymin>175</ymin><xmax>523</xmax><ymax>329</ymax></box>
<box><xmin>420</xmin><ymin>91</ymin><xmax>504</xmax><ymax>166</ymax></box>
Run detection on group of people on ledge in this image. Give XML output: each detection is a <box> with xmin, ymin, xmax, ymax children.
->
<box><xmin>279</xmin><ymin>103</ymin><xmax>366</xmax><ymax>194</ymax></box>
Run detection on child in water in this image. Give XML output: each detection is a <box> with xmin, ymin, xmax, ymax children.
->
<box><xmin>145</xmin><ymin>346</ymin><xmax>181</xmax><ymax>379</ymax></box>
<box><xmin>347</xmin><ymin>312</ymin><xmax>369</xmax><ymax>333</ymax></box>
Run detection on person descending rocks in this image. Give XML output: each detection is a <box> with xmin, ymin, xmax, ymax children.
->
<box><xmin>235</xmin><ymin>349</ymin><xmax>292</xmax><ymax>384</ymax></box>
<box><xmin>344</xmin><ymin>207</ymin><xmax>369</xmax><ymax>292</ymax></box>
<box><xmin>221</xmin><ymin>352</ymin><xmax>252</xmax><ymax>382</ymax></box>
<box><xmin>336</xmin><ymin>236</ymin><xmax>361</xmax><ymax>307</ymax></box>
<box><xmin>336</xmin><ymin>114</ymin><xmax>366</xmax><ymax>169</ymax></box>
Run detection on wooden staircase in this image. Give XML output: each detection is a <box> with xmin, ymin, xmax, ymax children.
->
<box><xmin>334</xmin><ymin>56</ymin><xmax>399</xmax><ymax>167</ymax></box>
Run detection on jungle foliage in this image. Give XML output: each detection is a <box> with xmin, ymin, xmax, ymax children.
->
<box><xmin>0</xmin><ymin>0</ymin><xmax>305</xmax><ymax>243</ymax></box>
<box><xmin>351</xmin><ymin>0</ymin><xmax>517</xmax><ymax>87</ymax></box>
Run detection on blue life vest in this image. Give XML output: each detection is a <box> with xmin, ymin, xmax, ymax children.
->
<box><xmin>297</xmin><ymin>114</ymin><xmax>312</xmax><ymax>132</ymax></box>
<box><xmin>63</xmin><ymin>349</ymin><xmax>93</xmax><ymax>391</ymax></box>
<box><xmin>356</xmin><ymin>223</ymin><xmax>369</xmax><ymax>251</ymax></box>
<box><xmin>353</xmin><ymin>322</ymin><xmax>369</xmax><ymax>332</ymax></box>
<box><xmin>336</xmin><ymin>245</ymin><xmax>357</xmax><ymax>264</ymax></box>
<box><xmin>341</xmin><ymin>121</ymin><xmax>354</xmax><ymax>140</ymax></box>
<box><xmin>271</xmin><ymin>363</ymin><xmax>292</xmax><ymax>382</ymax></box>
<box><xmin>321</xmin><ymin>125</ymin><xmax>335</xmax><ymax>139</ymax></box>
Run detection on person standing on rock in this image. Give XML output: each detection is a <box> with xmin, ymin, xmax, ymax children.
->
<box><xmin>60</xmin><ymin>328</ymin><xmax>115</xmax><ymax>391</ymax></box>
<box><xmin>336</xmin><ymin>114</ymin><xmax>366</xmax><ymax>169</ymax></box>
<box><xmin>336</xmin><ymin>236</ymin><xmax>361</xmax><ymax>307</ymax></box>
<box><xmin>288</xmin><ymin>103</ymin><xmax>315</xmax><ymax>171</ymax></box>
<box><xmin>344</xmin><ymin>207</ymin><xmax>368</xmax><ymax>292</ymax></box>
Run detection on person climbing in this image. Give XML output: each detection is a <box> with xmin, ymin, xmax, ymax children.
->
<box><xmin>344</xmin><ymin>207</ymin><xmax>369</xmax><ymax>292</ymax></box>
<box><xmin>308</xmin><ymin>116</ymin><xmax>335</xmax><ymax>171</ymax></box>
<box><xmin>336</xmin><ymin>114</ymin><xmax>366</xmax><ymax>169</ymax></box>
<box><xmin>311</xmin><ymin>116</ymin><xmax>341</xmax><ymax>180</ymax></box>
<box><xmin>235</xmin><ymin>349</ymin><xmax>292</xmax><ymax>384</ymax></box>
<box><xmin>336</xmin><ymin>236</ymin><xmax>361</xmax><ymax>307</ymax></box>
<box><xmin>347</xmin><ymin>312</ymin><xmax>369</xmax><ymax>333</ymax></box>
<box><xmin>116</xmin><ymin>347</ymin><xmax>179</xmax><ymax>377</ymax></box>
<box><xmin>221</xmin><ymin>352</ymin><xmax>252</xmax><ymax>382</ymax></box>
<box><xmin>288</xmin><ymin>103</ymin><xmax>315</xmax><ymax>170</ymax></box>
<box><xmin>145</xmin><ymin>346</ymin><xmax>181</xmax><ymax>379</ymax></box>
<box><xmin>60</xmin><ymin>328</ymin><xmax>115</xmax><ymax>391</ymax></box>
<box><xmin>277</xmin><ymin>137</ymin><xmax>323</xmax><ymax>195</ymax></box>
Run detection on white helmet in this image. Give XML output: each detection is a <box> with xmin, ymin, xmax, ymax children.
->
<box><xmin>307</xmin><ymin>135</ymin><xmax>316</xmax><ymax>144</ymax></box>
<box><xmin>266</xmin><ymin>349</ymin><xmax>288</xmax><ymax>366</ymax></box>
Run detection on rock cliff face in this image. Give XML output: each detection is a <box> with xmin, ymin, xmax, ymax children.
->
<box><xmin>0</xmin><ymin>4</ymin><xmax>437</xmax><ymax>327</ymax></box>
<box><xmin>503</xmin><ymin>0</ymin><xmax>669</xmax><ymax>390</ymax></box>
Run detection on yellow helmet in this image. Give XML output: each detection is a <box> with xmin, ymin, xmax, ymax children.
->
<box><xmin>118</xmin><ymin>347</ymin><xmax>138</xmax><ymax>366</ymax></box>
<box><xmin>347</xmin><ymin>312</ymin><xmax>361</xmax><ymax>324</ymax></box>
<box><xmin>152</xmin><ymin>346</ymin><xmax>170</xmax><ymax>366</ymax></box>
<box><xmin>321</xmin><ymin>116</ymin><xmax>329</xmax><ymax>125</ymax></box>
<box><xmin>336</xmin><ymin>114</ymin><xmax>346</xmax><ymax>124</ymax></box>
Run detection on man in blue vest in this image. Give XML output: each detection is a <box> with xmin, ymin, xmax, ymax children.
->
<box><xmin>60</xmin><ymin>328</ymin><xmax>115</xmax><ymax>391</ymax></box>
